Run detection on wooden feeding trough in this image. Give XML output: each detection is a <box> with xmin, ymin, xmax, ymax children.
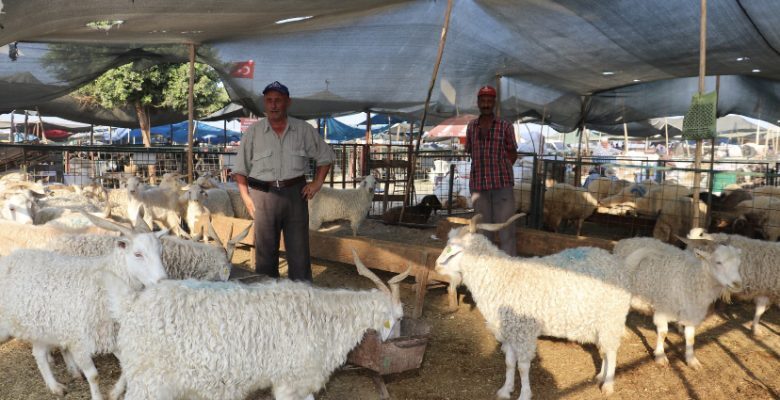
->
<box><xmin>347</xmin><ymin>318</ymin><xmax>432</xmax><ymax>399</ymax></box>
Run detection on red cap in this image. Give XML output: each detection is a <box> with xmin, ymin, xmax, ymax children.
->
<box><xmin>477</xmin><ymin>85</ymin><xmax>497</xmax><ymax>98</ymax></box>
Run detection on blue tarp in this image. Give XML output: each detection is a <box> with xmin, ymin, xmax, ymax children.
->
<box><xmin>356</xmin><ymin>114</ymin><xmax>406</xmax><ymax>126</ymax></box>
<box><xmin>322</xmin><ymin>117</ymin><xmax>385</xmax><ymax>142</ymax></box>
<box><xmin>108</xmin><ymin>121</ymin><xmax>241</xmax><ymax>144</ymax></box>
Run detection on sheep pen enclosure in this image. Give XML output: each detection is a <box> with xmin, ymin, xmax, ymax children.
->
<box><xmin>1</xmin><ymin>221</ymin><xmax>780</xmax><ymax>400</ymax></box>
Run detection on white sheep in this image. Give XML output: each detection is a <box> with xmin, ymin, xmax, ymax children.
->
<box><xmin>0</xmin><ymin>215</ymin><xmax>167</xmax><ymax>400</ymax></box>
<box><xmin>103</xmin><ymin>250</ymin><xmax>409</xmax><ymax>400</ymax></box>
<box><xmin>436</xmin><ymin>214</ymin><xmax>631</xmax><ymax>399</ymax></box>
<box><xmin>309</xmin><ymin>175</ymin><xmax>377</xmax><ymax>236</ymax></box>
<box><xmin>687</xmin><ymin>228</ymin><xmax>780</xmax><ymax>335</ymax></box>
<box><xmin>179</xmin><ymin>183</ymin><xmax>211</xmax><ymax>234</ymax></box>
<box><xmin>125</xmin><ymin>176</ymin><xmax>185</xmax><ymax>236</ymax></box>
<box><xmin>197</xmin><ymin>177</ymin><xmax>251</xmax><ymax>219</ymax></box>
<box><xmin>613</xmin><ymin>237</ymin><xmax>742</xmax><ymax>368</ymax></box>
<box><xmin>543</xmin><ymin>182</ymin><xmax>598</xmax><ymax>236</ymax></box>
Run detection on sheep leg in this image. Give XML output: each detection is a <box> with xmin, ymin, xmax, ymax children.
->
<box><xmin>575</xmin><ymin>218</ymin><xmax>584</xmax><ymax>236</ymax></box>
<box><xmin>517</xmin><ymin>359</ymin><xmax>532</xmax><ymax>400</ymax></box>
<box><xmin>70</xmin><ymin>349</ymin><xmax>103</xmax><ymax>400</ymax></box>
<box><xmin>61</xmin><ymin>347</ymin><xmax>84</xmax><ymax>380</ymax></box>
<box><xmin>350</xmin><ymin>218</ymin><xmax>359</xmax><ymax>236</ymax></box>
<box><xmin>751</xmin><ymin>296</ymin><xmax>770</xmax><ymax>336</ymax></box>
<box><xmin>652</xmin><ymin>313</ymin><xmax>669</xmax><ymax>365</ymax></box>
<box><xmin>109</xmin><ymin>372</ymin><xmax>126</xmax><ymax>400</ymax></box>
<box><xmin>496</xmin><ymin>343</ymin><xmax>517</xmax><ymax>399</ymax></box>
<box><xmin>32</xmin><ymin>342</ymin><xmax>67</xmax><ymax>396</ymax></box>
<box><xmin>599</xmin><ymin>349</ymin><xmax>617</xmax><ymax>396</ymax></box>
<box><xmin>683</xmin><ymin>325</ymin><xmax>702</xmax><ymax>370</ymax></box>
<box><xmin>272</xmin><ymin>384</ymin><xmax>310</xmax><ymax>400</ymax></box>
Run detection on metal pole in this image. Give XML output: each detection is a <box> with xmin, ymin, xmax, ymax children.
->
<box><xmin>623</xmin><ymin>122</ymin><xmax>629</xmax><ymax>154</ymax></box>
<box><xmin>664</xmin><ymin>117</ymin><xmax>669</xmax><ymax>150</ymax></box>
<box><xmin>187</xmin><ymin>43</ymin><xmax>196</xmax><ymax>183</ymax></box>
<box><xmin>401</xmin><ymin>0</ymin><xmax>453</xmax><ymax>221</ymax></box>
<box><xmin>692</xmin><ymin>0</ymin><xmax>707</xmax><ymax>229</ymax></box>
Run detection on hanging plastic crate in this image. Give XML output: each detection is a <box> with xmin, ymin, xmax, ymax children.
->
<box><xmin>682</xmin><ymin>91</ymin><xmax>718</xmax><ymax>140</ymax></box>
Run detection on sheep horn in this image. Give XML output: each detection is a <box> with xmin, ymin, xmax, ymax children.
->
<box><xmin>79</xmin><ymin>210</ymin><xmax>134</xmax><ymax>237</ymax></box>
<box><xmin>468</xmin><ymin>214</ymin><xmax>483</xmax><ymax>233</ymax></box>
<box><xmin>207</xmin><ymin>217</ymin><xmax>224</xmax><ymax>248</ymax></box>
<box><xmin>228</xmin><ymin>222</ymin><xmax>252</xmax><ymax>246</ymax></box>
<box><xmin>351</xmin><ymin>248</ymin><xmax>390</xmax><ymax>295</ymax></box>
<box><xmin>226</xmin><ymin>222</ymin><xmax>252</xmax><ymax>260</ymax></box>
<box><xmin>388</xmin><ymin>266</ymin><xmax>411</xmax><ymax>306</ymax></box>
<box><xmin>476</xmin><ymin>213</ymin><xmax>526</xmax><ymax>232</ymax></box>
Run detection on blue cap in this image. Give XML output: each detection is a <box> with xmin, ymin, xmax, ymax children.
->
<box><xmin>262</xmin><ymin>81</ymin><xmax>290</xmax><ymax>97</ymax></box>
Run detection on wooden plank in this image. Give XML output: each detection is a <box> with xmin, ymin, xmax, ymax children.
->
<box><xmin>436</xmin><ymin>217</ymin><xmax>616</xmax><ymax>256</ymax></box>
<box><xmin>208</xmin><ymin>215</ymin><xmax>450</xmax><ymax>318</ymax></box>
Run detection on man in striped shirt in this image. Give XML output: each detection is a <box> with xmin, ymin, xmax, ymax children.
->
<box><xmin>465</xmin><ymin>85</ymin><xmax>518</xmax><ymax>256</ymax></box>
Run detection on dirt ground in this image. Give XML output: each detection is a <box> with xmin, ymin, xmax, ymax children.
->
<box><xmin>1</xmin><ymin>220</ymin><xmax>780</xmax><ymax>399</ymax></box>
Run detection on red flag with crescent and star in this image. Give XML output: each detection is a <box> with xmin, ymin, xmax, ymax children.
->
<box><xmin>230</xmin><ymin>60</ymin><xmax>255</xmax><ymax>79</ymax></box>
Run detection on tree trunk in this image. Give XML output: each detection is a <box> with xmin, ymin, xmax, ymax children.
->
<box><xmin>134</xmin><ymin>102</ymin><xmax>157</xmax><ymax>184</ymax></box>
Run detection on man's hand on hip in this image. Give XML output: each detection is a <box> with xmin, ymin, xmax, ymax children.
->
<box><xmin>302</xmin><ymin>181</ymin><xmax>323</xmax><ymax>200</ymax></box>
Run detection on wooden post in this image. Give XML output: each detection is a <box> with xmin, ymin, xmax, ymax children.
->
<box><xmin>623</xmin><ymin>122</ymin><xmax>629</xmax><ymax>154</ymax></box>
<box><xmin>187</xmin><ymin>43</ymin><xmax>196</xmax><ymax>183</ymax></box>
<box><xmin>664</xmin><ymin>117</ymin><xmax>669</xmax><ymax>151</ymax></box>
<box><xmin>692</xmin><ymin>0</ymin><xmax>707</xmax><ymax>229</ymax></box>
<box><xmin>365</xmin><ymin>111</ymin><xmax>372</xmax><ymax>144</ymax></box>
<box><xmin>401</xmin><ymin>0</ymin><xmax>453</xmax><ymax>221</ymax></box>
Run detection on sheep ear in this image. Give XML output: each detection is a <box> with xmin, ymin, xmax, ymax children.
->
<box><xmin>154</xmin><ymin>229</ymin><xmax>170</xmax><ymax>238</ymax></box>
<box><xmin>436</xmin><ymin>244</ymin><xmax>464</xmax><ymax>266</ymax></box>
<box><xmin>692</xmin><ymin>247</ymin><xmax>711</xmax><ymax>261</ymax></box>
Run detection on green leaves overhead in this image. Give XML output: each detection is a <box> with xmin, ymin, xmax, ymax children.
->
<box><xmin>75</xmin><ymin>61</ymin><xmax>229</xmax><ymax>119</ymax></box>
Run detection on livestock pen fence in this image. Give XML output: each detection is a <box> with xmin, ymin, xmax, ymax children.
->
<box><xmin>514</xmin><ymin>154</ymin><xmax>780</xmax><ymax>241</ymax></box>
<box><xmin>0</xmin><ymin>142</ymin><xmax>471</xmax><ymax>218</ymax></box>
<box><xmin>6</xmin><ymin>141</ymin><xmax>778</xmax><ymax>239</ymax></box>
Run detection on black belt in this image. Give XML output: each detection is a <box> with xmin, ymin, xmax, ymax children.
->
<box><xmin>247</xmin><ymin>175</ymin><xmax>306</xmax><ymax>191</ymax></box>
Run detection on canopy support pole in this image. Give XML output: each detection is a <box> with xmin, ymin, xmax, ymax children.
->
<box><xmin>623</xmin><ymin>122</ymin><xmax>629</xmax><ymax>153</ymax></box>
<box><xmin>401</xmin><ymin>0</ymin><xmax>453</xmax><ymax>218</ymax></box>
<box><xmin>692</xmin><ymin>0</ymin><xmax>707</xmax><ymax>229</ymax></box>
<box><xmin>664</xmin><ymin>117</ymin><xmax>669</xmax><ymax>151</ymax></box>
<box><xmin>187</xmin><ymin>43</ymin><xmax>197</xmax><ymax>183</ymax></box>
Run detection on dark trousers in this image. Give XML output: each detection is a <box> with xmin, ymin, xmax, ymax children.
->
<box><xmin>471</xmin><ymin>186</ymin><xmax>517</xmax><ymax>256</ymax></box>
<box><xmin>250</xmin><ymin>181</ymin><xmax>312</xmax><ymax>281</ymax></box>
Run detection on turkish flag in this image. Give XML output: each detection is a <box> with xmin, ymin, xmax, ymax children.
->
<box><xmin>230</xmin><ymin>60</ymin><xmax>255</xmax><ymax>79</ymax></box>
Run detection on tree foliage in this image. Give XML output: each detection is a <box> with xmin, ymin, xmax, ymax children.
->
<box><xmin>75</xmin><ymin>62</ymin><xmax>229</xmax><ymax>119</ymax></box>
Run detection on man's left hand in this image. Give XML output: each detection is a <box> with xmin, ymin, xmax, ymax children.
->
<box><xmin>302</xmin><ymin>181</ymin><xmax>323</xmax><ymax>200</ymax></box>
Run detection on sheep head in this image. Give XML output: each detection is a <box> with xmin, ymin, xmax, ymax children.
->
<box><xmin>436</xmin><ymin>213</ymin><xmax>525</xmax><ymax>285</ymax></box>
<box><xmin>351</xmin><ymin>248</ymin><xmax>410</xmax><ymax>341</ymax></box>
<box><xmin>0</xmin><ymin>192</ymin><xmax>34</xmax><ymax>224</ymax></box>
<box><xmin>680</xmin><ymin>234</ymin><xmax>743</xmax><ymax>293</ymax></box>
<box><xmin>80</xmin><ymin>211</ymin><xmax>169</xmax><ymax>289</ymax></box>
<box><xmin>360</xmin><ymin>175</ymin><xmax>378</xmax><ymax>193</ymax></box>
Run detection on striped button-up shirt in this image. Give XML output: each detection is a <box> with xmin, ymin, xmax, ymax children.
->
<box><xmin>465</xmin><ymin>117</ymin><xmax>516</xmax><ymax>191</ymax></box>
